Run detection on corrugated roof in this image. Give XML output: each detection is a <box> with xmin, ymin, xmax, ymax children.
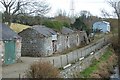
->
<box><xmin>32</xmin><ymin>25</ymin><xmax>57</xmax><ymax>37</ymax></box>
<box><xmin>61</xmin><ymin>27</ymin><xmax>74</xmax><ymax>35</ymax></box>
<box><xmin>0</xmin><ymin>23</ymin><xmax>21</xmax><ymax>40</ymax></box>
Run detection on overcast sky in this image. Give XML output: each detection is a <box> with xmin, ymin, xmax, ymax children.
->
<box><xmin>46</xmin><ymin>0</ymin><xmax>115</xmax><ymax>17</ymax></box>
<box><xmin>0</xmin><ymin>0</ymin><xmax>117</xmax><ymax>17</ymax></box>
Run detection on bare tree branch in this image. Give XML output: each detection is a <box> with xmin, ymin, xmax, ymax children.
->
<box><xmin>0</xmin><ymin>0</ymin><xmax>51</xmax><ymax>25</ymax></box>
<box><xmin>107</xmin><ymin>0</ymin><xmax>120</xmax><ymax>18</ymax></box>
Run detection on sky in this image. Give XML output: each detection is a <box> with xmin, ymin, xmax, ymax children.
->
<box><xmin>0</xmin><ymin>0</ymin><xmax>117</xmax><ymax>17</ymax></box>
<box><xmin>46</xmin><ymin>0</ymin><xmax>115</xmax><ymax>17</ymax></box>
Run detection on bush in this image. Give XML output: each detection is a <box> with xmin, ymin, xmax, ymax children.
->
<box><xmin>25</xmin><ymin>60</ymin><xmax>60</xmax><ymax>78</ymax></box>
<box><xmin>110</xmin><ymin>36</ymin><xmax>120</xmax><ymax>52</ymax></box>
<box><xmin>43</xmin><ymin>20</ymin><xmax>63</xmax><ymax>31</ymax></box>
<box><xmin>62</xmin><ymin>21</ymin><xmax>70</xmax><ymax>28</ymax></box>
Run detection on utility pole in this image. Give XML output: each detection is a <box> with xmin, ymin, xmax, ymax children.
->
<box><xmin>70</xmin><ymin>0</ymin><xmax>75</xmax><ymax>24</ymax></box>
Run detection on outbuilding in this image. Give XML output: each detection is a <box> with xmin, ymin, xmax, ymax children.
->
<box><xmin>0</xmin><ymin>23</ymin><xmax>21</xmax><ymax>65</ymax></box>
<box><xmin>19</xmin><ymin>25</ymin><xmax>57</xmax><ymax>57</ymax></box>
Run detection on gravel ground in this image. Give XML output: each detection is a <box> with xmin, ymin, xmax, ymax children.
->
<box><xmin>2</xmin><ymin>57</ymin><xmax>41</xmax><ymax>78</ymax></box>
<box><xmin>2</xmin><ymin>57</ymin><xmax>60</xmax><ymax>78</ymax></box>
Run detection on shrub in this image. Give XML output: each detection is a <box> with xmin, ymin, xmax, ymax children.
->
<box><xmin>110</xmin><ymin>36</ymin><xmax>120</xmax><ymax>53</ymax></box>
<box><xmin>25</xmin><ymin>60</ymin><xmax>60</xmax><ymax>78</ymax></box>
<box><xmin>62</xmin><ymin>21</ymin><xmax>70</xmax><ymax>28</ymax></box>
<box><xmin>43</xmin><ymin>20</ymin><xmax>63</xmax><ymax>31</ymax></box>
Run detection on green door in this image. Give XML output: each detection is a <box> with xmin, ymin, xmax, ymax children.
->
<box><xmin>4</xmin><ymin>41</ymin><xmax>16</xmax><ymax>64</ymax></box>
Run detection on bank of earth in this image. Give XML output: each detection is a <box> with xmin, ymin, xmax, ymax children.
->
<box><xmin>80</xmin><ymin>47</ymin><xmax>118</xmax><ymax>78</ymax></box>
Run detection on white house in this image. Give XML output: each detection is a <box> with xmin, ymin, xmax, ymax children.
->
<box><xmin>93</xmin><ymin>21</ymin><xmax>110</xmax><ymax>33</ymax></box>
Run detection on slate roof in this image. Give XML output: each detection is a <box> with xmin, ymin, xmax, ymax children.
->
<box><xmin>0</xmin><ymin>23</ymin><xmax>21</xmax><ymax>40</ymax></box>
<box><xmin>32</xmin><ymin>25</ymin><xmax>57</xmax><ymax>37</ymax></box>
<box><xmin>61</xmin><ymin>27</ymin><xmax>74</xmax><ymax>35</ymax></box>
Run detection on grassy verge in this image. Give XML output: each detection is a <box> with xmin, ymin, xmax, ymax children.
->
<box><xmin>80</xmin><ymin>48</ymin><xmax>113</xmax><ymax>78</ymax></box>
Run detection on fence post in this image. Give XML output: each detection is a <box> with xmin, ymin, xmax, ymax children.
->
<box><xmin>19</xmin><ymin>74</ymin><xmax>21</xmax><ymax>80</ymax></box>
<box><xmin>60</xmin><ymin>56</ymin><xmax>62</xmax><ymax>68</ymax></box>
<box><xmin>72</xmin><ymin>52</ymin><xmax>74</xmax><ymax>62</ymax></box>
<box><xmin>81</xmin><ymin>49</ymin><xmax>82</xmax><ymax>57</ymax></box>
<box><xmin>53</xmin><ymin>59</ymin><xmax>54</xmax><ymax>66</ymax></box>
<box><xmin>77</xmin><ymin>51</ymin><xmax>79</xmax><ymax>61</ymax></box>
<box><xmin>85</xmin><ymin>48</ymin><xmax>87</xmax><ymax>57</ymax></box>
<box><xmin>66</xmin><ymin>55</ymin><xmax>68</xmax><ymax>64</ymax></box>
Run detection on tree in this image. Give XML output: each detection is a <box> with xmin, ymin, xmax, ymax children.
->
<box><xmin>73</xmin><ymin>11</ymin><xmax>95</xmax><ymax>35</ymax></box>
<box><xmin>106</xmin><ymin>0</ymin><xmax>120</xmax><ymax>42</ymax></box>
<box><xmin>101</xmin><ymin>9</ymin><xmax>112</xmax><ymax>18</ymax></box>
<box><xmin>79</xmin><ymin>10</ymin><xmax>93</xmax><ymax>29</ymax></box>
<box><xmin>106</xmin><ymin>0</ymin><xmax>120</xmax><ymax>76</ymax></box>
<box><xmin>56</xmin><ymin>9</ymin><xmax>67</xmax><ymax>17</ymax></box>
<box><xmin>0</xmin><ymin>0</ymin><xmax>51</xmax><ymax>26</ymax></box>
<box><xmin>72</xmin><ymin>17</ymin><xmax>87</xmax><ymax>31</ymax></box>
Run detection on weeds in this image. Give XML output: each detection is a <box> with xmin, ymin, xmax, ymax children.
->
<box><xmin>25</xmin><ymin>60</ymin><xmax>60</xmax><ymax>78</ymax></box>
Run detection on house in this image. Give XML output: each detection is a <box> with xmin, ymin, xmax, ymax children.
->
<box><xmin>19</xmin><ymin>25</ymin><xmax>57</xmax><ymax>57</ymax></box>
<box><xmin>56</xmin><ymin>27</ymin><xmax>89</xmax><ymax>53</ymax></box>
<box><xmin>93</xmin><ymin>21</ymin><xmax>110</xmax><ymax>33</ymax></box>
<box><xmin>0</xmin><ymin>23</ymin><xmax>21</xmax><ymax>65</ymax></box>
<box><xmin>19</xmin><ymin>25</ymin><xmax>89</xmax><ymax>57</ymax></box>
<box><xmin>61</xmin><ymin>27</ymin><xmax>78</xmax><ymax>48</ymax></box>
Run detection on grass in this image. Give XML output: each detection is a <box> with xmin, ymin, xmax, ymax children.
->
<box><xmin>80</xmin><ymin>48</ymin><xmax>113</xmax><ymax>78</ymax></box>
<box><xmin>10</xmin><ymin>23</ymin><xmax>30</xmax><ymax>33</ymax></box>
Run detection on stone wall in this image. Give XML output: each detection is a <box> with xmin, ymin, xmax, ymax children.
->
<box><xmin>56</xmin><ymin>31</ymin><xmax>89</xmax><ymax>54</ymax></box>
<box><xmin>16</xmin><ymin>39</ymin><xmax>22</xmax><ymax>61</ymax></box>
<box><xmin>42</xmin><ymin>37</ymin><xmax>108</xmax><ymax>69</ymax></box>
<box><xmin>60</xmin><ymin>44</ymin><xmax>110</xmax><ymax>78</ymax></box>
<box><xmin>44</xmin><ymin>37</ymin><xmax>54</xmax><ymax>56</ymax></box>
<box><xmin>0</xmin><ymin>41</ymin><xmax>4</xmax><ymax>64</ymax></box>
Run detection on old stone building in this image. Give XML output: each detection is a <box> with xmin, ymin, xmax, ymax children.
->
<box><xmin>56</xmin><ymin>27</ymin><xmax>89</xmax><ymax>53</ymax></box>
<box><xmin>0</xmin><ymin>23</ymin><xmax>21</xmax><ymax>65</ymax></box>
<box><xmin>19</xmin><ymin>25</ymin><xmax>57</xmax><ymax>57</ymax></box>
<box><xmin>19</xmin><ymin>25</ymin><xmax>89</xmax><ymax>57</ymax></box>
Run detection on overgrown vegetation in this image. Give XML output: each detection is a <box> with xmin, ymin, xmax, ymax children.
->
<box><xmin>110</xmin><ymin>35</ymin><xmax>120</xmax><ymax>53</ymax></box>
<box><xmin>25</xmin><ymin>60</ymin><xmax>60</xmax><ymax>78</ymax></box>
<box><xmin>71</xmin><ymin>17</ymin><xmax>87</xmax><ymax>31</ymax></box>
<box><xmin>43</xmin><ymin>20</ymin><xmax>70</xmax><ymax>31</ymax></box>
<box><xmin>43</xmin><ymin>20</ymin><xmax>63</xmax><ymax>31</ymax></box>
<box><xmin>80</xmin><ymin>48</ymin><xmax>117</xmax><ymax>78</ymax></box>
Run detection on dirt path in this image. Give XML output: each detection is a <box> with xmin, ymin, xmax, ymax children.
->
<box><xmin>2</xmin><ymin>57</ymin><xmax>42</xmax><ymax>78</ymax></box>
<box><xmin>2</xmin><ymin>57</ymin><xmax>58</xmax><ymax>78</ymax></box>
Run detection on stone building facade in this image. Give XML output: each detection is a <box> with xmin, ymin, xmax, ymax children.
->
<box><xmin>19</xmin><ymin>25</ymin><xmax>89</xmax><ymax>57</ymax></box>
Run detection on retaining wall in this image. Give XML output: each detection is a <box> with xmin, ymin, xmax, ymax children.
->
<box><xmin>47</xmin><ymin>37</ymin><xmax>109</xmax><ymax>68</ymax></box>
<box><xmin>60</xmin><ymin>44</ymin><xmax>110</xmax><ymax>78</ymax></box>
